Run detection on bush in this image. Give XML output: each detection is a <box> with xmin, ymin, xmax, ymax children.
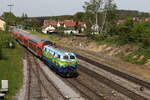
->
<box><xmin>0</xmin><ymin>48</ymin><xmax>2</xmax><ymax>59</ymax></box>
<box><xmin>0</xmin><ymin>31</ymin><xmax>15</xmax><ymax>48</ymax></box>
<box><xmin>90</xmin><ymin>34</ymin><xmax>107</xmax><ymax>41</ymax></box>
<box><xmin>0</xmin><ymin>31</ymin><xmax>16</xmax><ymax>60</ymax></box>
<box><xmin>110</xmin><ymin>19</ymin><xmax>150</xmax><ymax>46</ymax></box>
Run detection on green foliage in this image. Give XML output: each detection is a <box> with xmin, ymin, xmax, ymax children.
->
<box><xmin>74</xmin><ymin>12</ymin><xmax>86</xmax><ymax>21</ymax></box>
<box><xmin>0</xmin><ymin>31</ymin><xmax>15</xmax><ymax>48</ymax></box>
<box><xmin>110</xmin><ymin>19</ymin><xmax>150</xmax><ymax>46</ymax></box>
<box><xmin>83</xmin><ymin>0</ymin><xmax>102</xmax><ymax>13</ymax></box>
<box><xmin>0</xmin><ymin>48</ymin><xmax>2</xmax><ymax>59</ymax></box>
<box><xmin>116</xmin><ymin>10</ymin><xmax>150</xmax><ymax>19</ymax></box>
<box><xmin>2</xmin><ymin>12</ymin><xmax>17</xmax><ymax>26</ymax></box>
<box><xmin>123</xmin><ymin>47</ymin><xmax>150</xmax><ymax>64</ymax></box>
<box><xmin>105</xmin><ymin>0</ymin><xmax>117</xmax><ymax>24</ymax></box>
<box><xmin>0</xmin><ymin>45</ymin><xmax>23</xmax><ymax>100</ymax></box>
<box><xmin>0</xmin><ymin>30</ymin><xmax>23</xmax><ymax>100</ymax></box>
<box><xmin>90</xmin><ymin>34</ymin><xmax>107</xmax><ymax>41</ymax></box>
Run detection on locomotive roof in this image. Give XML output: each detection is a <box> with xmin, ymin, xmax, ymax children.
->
<box><xmin>44</xmin><ymin>45</ymin><xmax>76</xmax><ymax>56</ymax></box>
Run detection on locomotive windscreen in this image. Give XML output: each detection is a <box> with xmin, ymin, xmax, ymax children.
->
<box><xmin>45</xmin><ymin>41</ymin><xmax>54</xmax><ymax>45</ymax></box>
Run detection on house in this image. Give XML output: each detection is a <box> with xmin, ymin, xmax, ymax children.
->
<box><xmin>63</xmin><ymin>20</ymin><xmax>78</xmax><ymax>34</ymax></box>
<box><xmin>63</xmin><ymin>20</ymin><xmax>77</xmax><ymax>29</ymax></box>
<box><xmin>78</xmin><ymin>22</ymin><xmax>87</xmax><ymax>32</ymax></box>
<box><xmin>43</xmin><ymin>20</ymin><xmax>58</xmax><ymax>27</ymax></box>
<box><xmin>42</xmin><ymin>20</ymin><xmax>86</xmax><ymax>34</ymax></box>
<box><xmin>57</xmin><ymin>21</ymin><xmax>64</xmax><ymax>27</ymax></box>
<box><xmin>42</xmin><ymin>25</ymin><xmax>56</xmax><ymax>34</ymax></box>
<box><xmin>145</xmin><ymin>17</ymin><xmax>150</xmax><ymax>22</ymax></box>
<box><xmin>42</xmin><ymin>20</ymin><xmax>58</xmax><ymax>34</ymax></box>
<box><xmin>0</xmin><ymin>18</ymin><xmax>6</xmax><ymax>31</ymax></box>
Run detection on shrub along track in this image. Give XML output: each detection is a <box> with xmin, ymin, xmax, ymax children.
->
<box><xmin>26</xmin><ymin>51</ymin><xmax>65</xmax><ymax>100</ymax></box>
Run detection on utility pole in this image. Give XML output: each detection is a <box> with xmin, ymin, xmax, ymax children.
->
<box><xmin>8</xmin><ymin>4</ymin><xmax>14</xmax><ymax>13</ymax></box>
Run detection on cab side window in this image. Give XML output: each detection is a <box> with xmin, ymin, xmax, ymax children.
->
<box><xmin>58</xmin><ymin>55</ymin><xmax>60</xmax><ymax>59</ymax></box>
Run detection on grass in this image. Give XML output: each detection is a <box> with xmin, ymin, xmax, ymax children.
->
<box><xmin>0</xmin><ymin>44</ymin><xmax>23</xmax><ymax>100</ymax></box>
<box><xmin>0</xmin><ymin>30</ymin><xmax>24</xmax><ymax>100</ymax></box>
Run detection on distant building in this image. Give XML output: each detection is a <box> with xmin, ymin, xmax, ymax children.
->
<box><xmin>0</xmin><ymin>18</ymin><xmax>6</xmax><ymax>31</ymax></box>
<box><xmin>43</xmin><ymin>20</ymin><xmax>58</xmax><ymax>27</ymax></box>
<box><xmin>42</xmin><ymin>25</ymin><xmax>56</xmax><ymax>34</ymax></box>
<box><xmin>63</xmin><ymin>20</ymin><xmax>77</xmax><ymax>29</ymax></box>
<box><xmin>57</xmin><ymin>21</ymin><xmax>64</xmax><ymax>27</ymax></box>
<box><xmin>145</xmin><ymin>17</ymin><xmax>150</xmax><ymax>22</ymax></box>
<box><xmin>117</xmin><ymin>20</ymin><xmax>126</xmax><ymax>25</ymax></box>
<box><xmin>42</xmin><ymin>20</ymin><xmax>86</xmax><ymax>34</ymax></box>
<box><xmin>78</xmin><ymin>22</ymin><xmax>87</xmax><ymax>32</ymax></box>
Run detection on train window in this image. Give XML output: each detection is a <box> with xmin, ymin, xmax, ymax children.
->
<box><xmin>50</xmin><ymin>50</ymin><xmax>52</xmax><ymax>54</ymax></box>
<box><xmin>58</xmin><ymin>55</ymin><xmax>60</xmax><ymax>59</ymax></box>
<box><xmin>70</xmin><ymin>56</ymin><xmax>75</xmax><ymax>59</ymax></box>
<box><xmin>51</xmin><ymin>51</ymin><xmax>54</xmax><ymax>55</ymax></box>
<box><xmin>44</xmin><ymin>48</ymin><xmax>47</xmax><ymax>52</ymax></box>
<box><xmin>54</xmin><ymin>54</ymin><xmax>58</xmax><ymax>58</ymax></box>
<box><xmin>45</xmin><ymin>41</ymin><xmax>51</xmax><ymax>45</ymax></box>
<box><xmin>46</xmin><ymin>48</ymin><xmax>49</xmax><ymax>52</ymax></box>
<box><xmin>63</xmin><ymin>55</ymin><xmax>69</xmax><ymax>60</ymax></box>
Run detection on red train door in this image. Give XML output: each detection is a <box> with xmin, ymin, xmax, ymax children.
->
<box><xmin>37</xmin><ymin>46</ymin><xmax>42</xmax><ymax>57</ymax></box>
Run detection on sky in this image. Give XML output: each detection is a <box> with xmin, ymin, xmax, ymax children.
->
<box><xmin>0</xmin><ymin>0</ymin><xmax>150</xmax><ymax>17</ymax></box>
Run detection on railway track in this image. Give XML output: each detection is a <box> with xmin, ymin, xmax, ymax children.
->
<box><xmin>27</xmin><ymin>53</ymin><xmax>48</xmax><ymax>100</ymax></box>
<box><xmin>76</xmin><ymin>54</ymin><xmax>150</xmax><ymax>90</ymax></box>
<box><xmin>61</xmin><ymin>78</ymin><xmax>105</xmax><ymax>100</ymax></box>
<box><xmin>78</xmin><ymin>64</ymin><xmax>148</xmax><ymax>100</ymax></box>
<box><xmin>26</xmin><ymin>51</ymin><xmax>65</xmax><ymax>100</ymax></box>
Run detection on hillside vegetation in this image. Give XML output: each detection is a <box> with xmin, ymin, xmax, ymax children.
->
<box><xmin>96</xmin><ymin>19</ymin><xmax>150</xmax><ymax>64</ymax></box>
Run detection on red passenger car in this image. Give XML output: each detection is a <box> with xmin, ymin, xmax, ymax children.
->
<box><xmin>27</xmin><ymin>35</ymin><xmax>51</xmax><ymax>57</ymax></box>
<box><xmin>11</xmin><ymin>27</ymin><xmax>51</xmax><ymax>57</ymax></box>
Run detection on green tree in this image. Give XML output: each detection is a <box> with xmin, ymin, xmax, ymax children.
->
<box><xmin>103</xmin><ymin>0</ymin><xmax>117</xmax><ymax>34</ymax></box>
<box><xmin>74</xmin><ymin>12</ymin><xmax>86</xmax><ymax>21</ymax></box>
<box><xmin>83</xmin><ymin>0</ymin><xmax>102</xmax><ymax>26</ymax></box>
<box><xmin>2</xmin><ymin>12</ymin><xmax>17</xmax><ymax>26</ymax></box>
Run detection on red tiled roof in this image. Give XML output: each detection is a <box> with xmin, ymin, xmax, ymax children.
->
<box><xmin>64</xmin><ymin>20</ymin><xmax>77</xmax><ymax>27</ymax></box>
<box><xmin>44</xmin><ymin>20</ymin><xmax>58</xmax><ymax>26</ymax></box>
<box><xmin>59</xmin><ymin>21</ymin><xmax>64</xmax><ymax>24</ymax></box>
